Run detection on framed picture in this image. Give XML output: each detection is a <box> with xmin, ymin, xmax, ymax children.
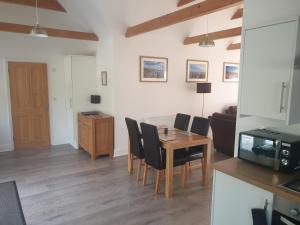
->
<box><xmin>186</xmin><ymin>59</ymin><xmax>209</xmax><ymax>82</ymax></box>
<box><xmin>223</xmin><ymin>62</ymin><xmax>240</xmax><ymax>82</ymax></box>
<box><xmin>140</xmin><ymin>56</ymin><xmax>168</xmax><ymax>82</ymax></box>
<box><xmin>101</xmin><ymin>71</ymin><xmax>107</xmax><ymax>86</ymax></box>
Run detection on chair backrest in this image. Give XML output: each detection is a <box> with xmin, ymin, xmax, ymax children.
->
<box><xmin>125</xmin><ymin>117</ymin><xmax>144</xmax><ymax>158</ymax></box>
<box><xmin>140</xmin><ymin>122</ymin><xmax>163</xmax><ymax>170</ymax></box>
<box><xmin>190</xmin><ymin>116</ymin><xmax>210</xmax><ymax>136</ymax></box>
<box><xmin>174</xmin><ymin>113</ymin><xmax>191</xmax><ymax>131</ymax></box>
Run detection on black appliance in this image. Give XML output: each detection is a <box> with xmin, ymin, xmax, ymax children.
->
<box><xmin>238</xmin><ymin>129</ymin><xmax>300</xmax><ymax>173</ymax></box>
<box><xmin>272</xmin><ymin>196</ymin><xmax>300</xmax><ymax>225</ymax></box>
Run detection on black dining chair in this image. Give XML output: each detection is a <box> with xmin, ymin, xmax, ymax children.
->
<box><xmin>125</xmin><ymin>117</ymin><xmax>144</xmax><ymax>181</ymax></box>
<box><xmin>187</xmin><ymin>116</ymin><xmax>210</xmax><ymax>170</ymax></box>
<box><xmin>140</xmin><ymin>122</ymin><xmax>187</xmax><ymax>194</ymax></box>
<box><xmin>174</xmin><ymin>113</ymin><xmax>191</xmax><ymax>131</ymax></box>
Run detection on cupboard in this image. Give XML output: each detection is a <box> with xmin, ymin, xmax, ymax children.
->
<box><xmin>239</xmin><ymin>18</ymin><xmax>300</xmax><ymax>125</ymax></box>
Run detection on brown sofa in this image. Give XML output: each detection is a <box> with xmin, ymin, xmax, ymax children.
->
<box><xmin>209</xmin><ymin>108</ymin><xmax>237</xmax><ymax>157</ymax></box>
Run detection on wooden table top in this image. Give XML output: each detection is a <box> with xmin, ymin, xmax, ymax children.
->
<box><xmin>158</xmin><ymin>129</ymin><xmax>210</xmax><ymax>149</ymax></box>
<box><xmin>214</xmin><ymin>158</ymin><xmax>300</xmax><ymax>204</ymax></box>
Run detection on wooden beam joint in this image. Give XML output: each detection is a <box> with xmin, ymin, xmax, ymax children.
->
<box><xmin>231</xmin><ymin>8</ymin><xmax>243</xmax><ymax>20</ymax></box>
<box><xmin>227</xmin><ymin>43</ymin><xmax>241</xmax><ymax>50</ymax></box>
<box><xmin>0</xmin><ymin>22</ymin><xmax>99</xmax><ymax>41</ymax></box>
<box><xmin>184</xmin><ymin>27</ymin><xmax>242</xmax><ymax>45</ymax></box>
<box><xmin>0</xmin><ymin>0</ymin><xmax>67</xmax><ymax>12</ymax></box>
<box><xmin>126</xmin><ymin>0</ymin><xmax>243</xmax><ymax>38</ymax></box>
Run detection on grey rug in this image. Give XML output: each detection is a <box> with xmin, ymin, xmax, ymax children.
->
<box><xmin>0</xmin><ymin>181</ymin><xmax>26</xmax><ymax>225</ymax></box>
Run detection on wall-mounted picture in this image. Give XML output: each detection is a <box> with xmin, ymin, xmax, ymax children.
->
<box><xmin>223</xmin><ymin>62</ymin><xmax>240</xmax><ymax>82</ymax></box>
<box><xmin>140</xmin><ymin>56</ymin><xmax>168</xmax><ymax>82</ymax></box>
<box><xmin>101</xmin><ymin>71</ymin><xmax>107</xmax><ymax>86</ymax></box>
<box><xmin>186</xmin><ymin>59</ymin><xmax>209</xmax><ymax>82</ymax></box>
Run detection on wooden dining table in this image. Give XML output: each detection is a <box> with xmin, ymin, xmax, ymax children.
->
<box><xmin>127</xmin><ymin>128</ymin><xmax>212</xmax><ymax>198</ymax></box>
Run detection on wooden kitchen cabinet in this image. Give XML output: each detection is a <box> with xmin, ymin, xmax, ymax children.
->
<box><xmin>78</xmin><ymin>112</ymin><xmax>114</xmax><ymax>160</ymax></box>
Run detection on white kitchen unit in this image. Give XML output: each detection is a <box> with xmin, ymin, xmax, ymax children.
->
<box><xmin>64</xmin><ymin>55</ymin><xmax>98</xmax><ymax>148</ymax></box>
<box><xmin>211</xmin><ymin>170</ymin><xmax>273</xmax><ymax>225</ymax></box>
<box><xmin>239</xmin><ymin>17</ymin><xmax>300</xmax><ymax>125</ymax></box>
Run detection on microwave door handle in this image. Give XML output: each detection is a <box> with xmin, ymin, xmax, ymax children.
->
<box><xmin>273</xmin><ymin>140</ymin><xmax>281</xmax><ymax>171</ymax></box>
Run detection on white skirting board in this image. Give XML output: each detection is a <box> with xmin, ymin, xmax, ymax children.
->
<box><xmin>0</xmin><ymin>144</ymin><xmax>13</xmax><ymax>152</ymax></box>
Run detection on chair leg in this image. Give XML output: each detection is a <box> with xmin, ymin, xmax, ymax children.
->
<box><xmin>181</xmin><ymin>164</ymin><xmax>187</xmax><ymax>188</ymax></box>
<box><xmin>143</xmin><ymin>163</ymin><xmax>148</xmax><ymax>186</ymax></box>
<box><xmin>130</xmin><ymin>153</ymin><xmax>134</xmax><ymax>175</ymax></box>
<box><xmin>155</xmin><ymin>170</ymin><xmax>161</xmax><ymax>194</ymax></box>
<box><xmin>188</xmin><ymin>161</ymin><xmax>192</xmax><ymax>173</ymax></box>
<box><xmin>201</xmin><ymin>158</ymin><xmax>205</xmax><ymax>179</ymax></box>
<box><xmin>137</xmin><ymin>159</ymin><xmax>142</xmax><ymax>181</ymax></box>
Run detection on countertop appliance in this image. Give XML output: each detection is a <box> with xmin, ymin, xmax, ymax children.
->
<box><xmin>272</xmin><ymin>196</ymin><xmax>300</xmax><ymax>225</ymax></box>
<box><xmin>238</xmin><ymin>129</ymin><xmax>300</xmax><ymax>173</ymax></box>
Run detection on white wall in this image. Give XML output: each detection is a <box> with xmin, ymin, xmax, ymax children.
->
<box><xmin>0</xmin><ymin>1</ymin><xmax>242</xmax><ymax>155</ymax></box>
<box><xmin>54</xmin><ymin>0</ymin><xmax>243</xmax><ymax>156</ymax></box>
<box><xmin>111</xmin><ymin>7</ymin><xmax>241</xmax><ymax>155</ymax></box>
<box><xmin>0</xmin><ymin>34</ymin><xmax>96</xmax><ymax>152</ymax></box>
<box><xmin>234</xmin><ymin>0</ymin><xmax>300</xmax><ymax>155</ymax></box>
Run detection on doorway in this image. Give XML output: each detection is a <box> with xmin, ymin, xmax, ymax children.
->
<box><xmin>8</xmin><ymin>62</ymin><xmax>51</xmax><ymax>149</ymax></box>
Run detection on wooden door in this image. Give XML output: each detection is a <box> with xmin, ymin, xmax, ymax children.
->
<box><xmin>8</xmin><ymin>62</ymin><xmax>50</xmax><ymax>149</ymax></box>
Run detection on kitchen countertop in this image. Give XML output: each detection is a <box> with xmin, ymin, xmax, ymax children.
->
<box><xmin>214</xmin><ymin>158</ymin><xmax>300</xmax><ymax>204</ymax></box>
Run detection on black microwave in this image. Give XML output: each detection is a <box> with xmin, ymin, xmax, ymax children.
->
<box><xmin>238</xmin><ymin>129</ymin><xmax>300</xmax><ymax>173</ymax></box>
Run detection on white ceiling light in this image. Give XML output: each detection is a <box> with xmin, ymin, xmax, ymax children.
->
<box><xmin>30</xmin><ymin>0</ymin><xmax>48</xmax><ymax>38</ymax></box>
<box><xmin>199</xmin><ymin>15</ymin><xmax>215</xmax><ymax>47</ymax></box>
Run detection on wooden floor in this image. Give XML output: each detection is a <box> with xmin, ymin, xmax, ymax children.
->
<box><xmin>0</xmin><ymin>145</ymin><xmax>229</xmax><ymax>225</ymax></box>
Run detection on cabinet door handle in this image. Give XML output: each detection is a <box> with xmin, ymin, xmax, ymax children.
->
<box><xmin>280</xmin><ymin>82</ymin><xmax>287</xmax><ymax>113</ymax></box>
<box><xmin>69</xmin><ymin>98</ymin><xmax>73</xmax><ymax>108</ymax></box>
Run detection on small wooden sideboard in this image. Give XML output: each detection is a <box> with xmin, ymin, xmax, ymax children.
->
<box><xmin>78</xmin><ymin>112</ymin><xmax>114</xmax><ymax>160</ymax></box>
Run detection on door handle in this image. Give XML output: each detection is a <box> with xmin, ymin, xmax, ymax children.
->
<box><xmin>45</xmin><ymin>106</ymin><xmax>49</xmax><ymax>112</ymax></box>
<box><xmin>280</xmin><ymin>82</ymin><xmax>287</xmax><ymax>113</ymax></box>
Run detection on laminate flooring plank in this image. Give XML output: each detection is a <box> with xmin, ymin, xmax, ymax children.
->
<box><xmin>0</xmin><ymin>145</ymin><xmax>229</xmax><ymax>225</ymax></box>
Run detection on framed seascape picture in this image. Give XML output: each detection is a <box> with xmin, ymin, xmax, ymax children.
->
<box><xmin>186</xmin><ymin>59</ymin><xmax>209</xmax><ymax>82</ymax></box>
<box><xmin>140</xmin><ymin>56</ymin><xmax>168</xmax><ymax>82</ymax></box>
<box><xmin>223</xmin><ymin>62</ymin><xmax>240</xmax><ymax>82</ymax></box>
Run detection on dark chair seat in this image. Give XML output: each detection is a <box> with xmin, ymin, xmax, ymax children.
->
<box><xmin>187</xmin><ymin>146</ymin><xmax>204</xmax><ymax>161</ymax></box>
<box><xmin>140</xmin><ymin>122</ymin><xmax>188</xmax><ymax>193</ymax></box>
<box><xmin>161</xmin><ymin>148</ymin><xmax>187</xmax><ymax>169</ymax></box>
<box><xmin>186</xmin><ymin>117</ymin><xmax>210</xmax><ymax>162</ymax></box>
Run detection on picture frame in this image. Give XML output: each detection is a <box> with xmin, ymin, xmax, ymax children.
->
<box><xmin>223</xmin><ymin>62</ymin><xmax>240</xmax><ymax>82</ymax></box>
<box><xmin>140</xmin><ymin>56</ymin><xmax>168</xmax><ymax>82</ymax></box>
<box><xmin>101</xmin><ymin>71</ymin><xmax>107</xmax><ymax>86</ymax></box>
<box><xmin>186</xmin><ymin>59</ymin><xmax>209</xmax><ymax>83</ymax></box>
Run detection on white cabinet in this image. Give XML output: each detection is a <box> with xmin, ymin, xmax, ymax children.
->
<box><xmin>239</xmin><ymin>18</ymin><xmax>300</xmax><ymax>125</ymax></box>
<box><xmin>211</xmin><ymin>171</ymin><xmax>273</xmax><ymax>225</ymax></box>
<box><xmin>64</xmin><ymin>55</ymin><xmax>97</xmax><ymax>148</ymax></box>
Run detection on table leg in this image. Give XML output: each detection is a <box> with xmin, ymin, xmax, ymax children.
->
<box><xmin>165</xmin><ymin>146</ymin><xmax>174</xmax><ymax>198</ymax></box>
<box><xmin>202</xmin><ymin>140</ymin><xmax>212</xmax><ymax>185</ymax></box>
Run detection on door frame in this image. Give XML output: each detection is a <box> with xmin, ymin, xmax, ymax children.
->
<box><xmin>5</xmin><ymin>58</ymin><xmax>52</xmax><ymax>150</ymax></box>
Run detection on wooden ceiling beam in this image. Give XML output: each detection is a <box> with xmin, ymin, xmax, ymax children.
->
<box><xmin>231</xmin><ymin>8</ymin><xmax>243</xmax><ymax>20</ymax></box>
<box><xmin>177</xmin><ymin>0</ymin><xmax>196</xmax><ymax>7</ymax></box>
<box><xmin>227</xmin><ymin>43</ymin><xmax>241</xmax><ymax>50</ymax></box>
<box><xmin>0</xmin><ymin>0</ymin><xmax>66</xmax><ymax>12</ymax></box>
<box><xmin>184</xmin><ymin>27</ymin><xmax>242</xmax><ymax>45</ymax></box>
<box><xmin>125</xmin><ymin>0</ymin><xmax>243</xmax><ymax>38</ymax></box>
<box><xmin>0</xmin><ymin>22</ymin><xmax>99</xmax><ymax>41</ymax></box>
